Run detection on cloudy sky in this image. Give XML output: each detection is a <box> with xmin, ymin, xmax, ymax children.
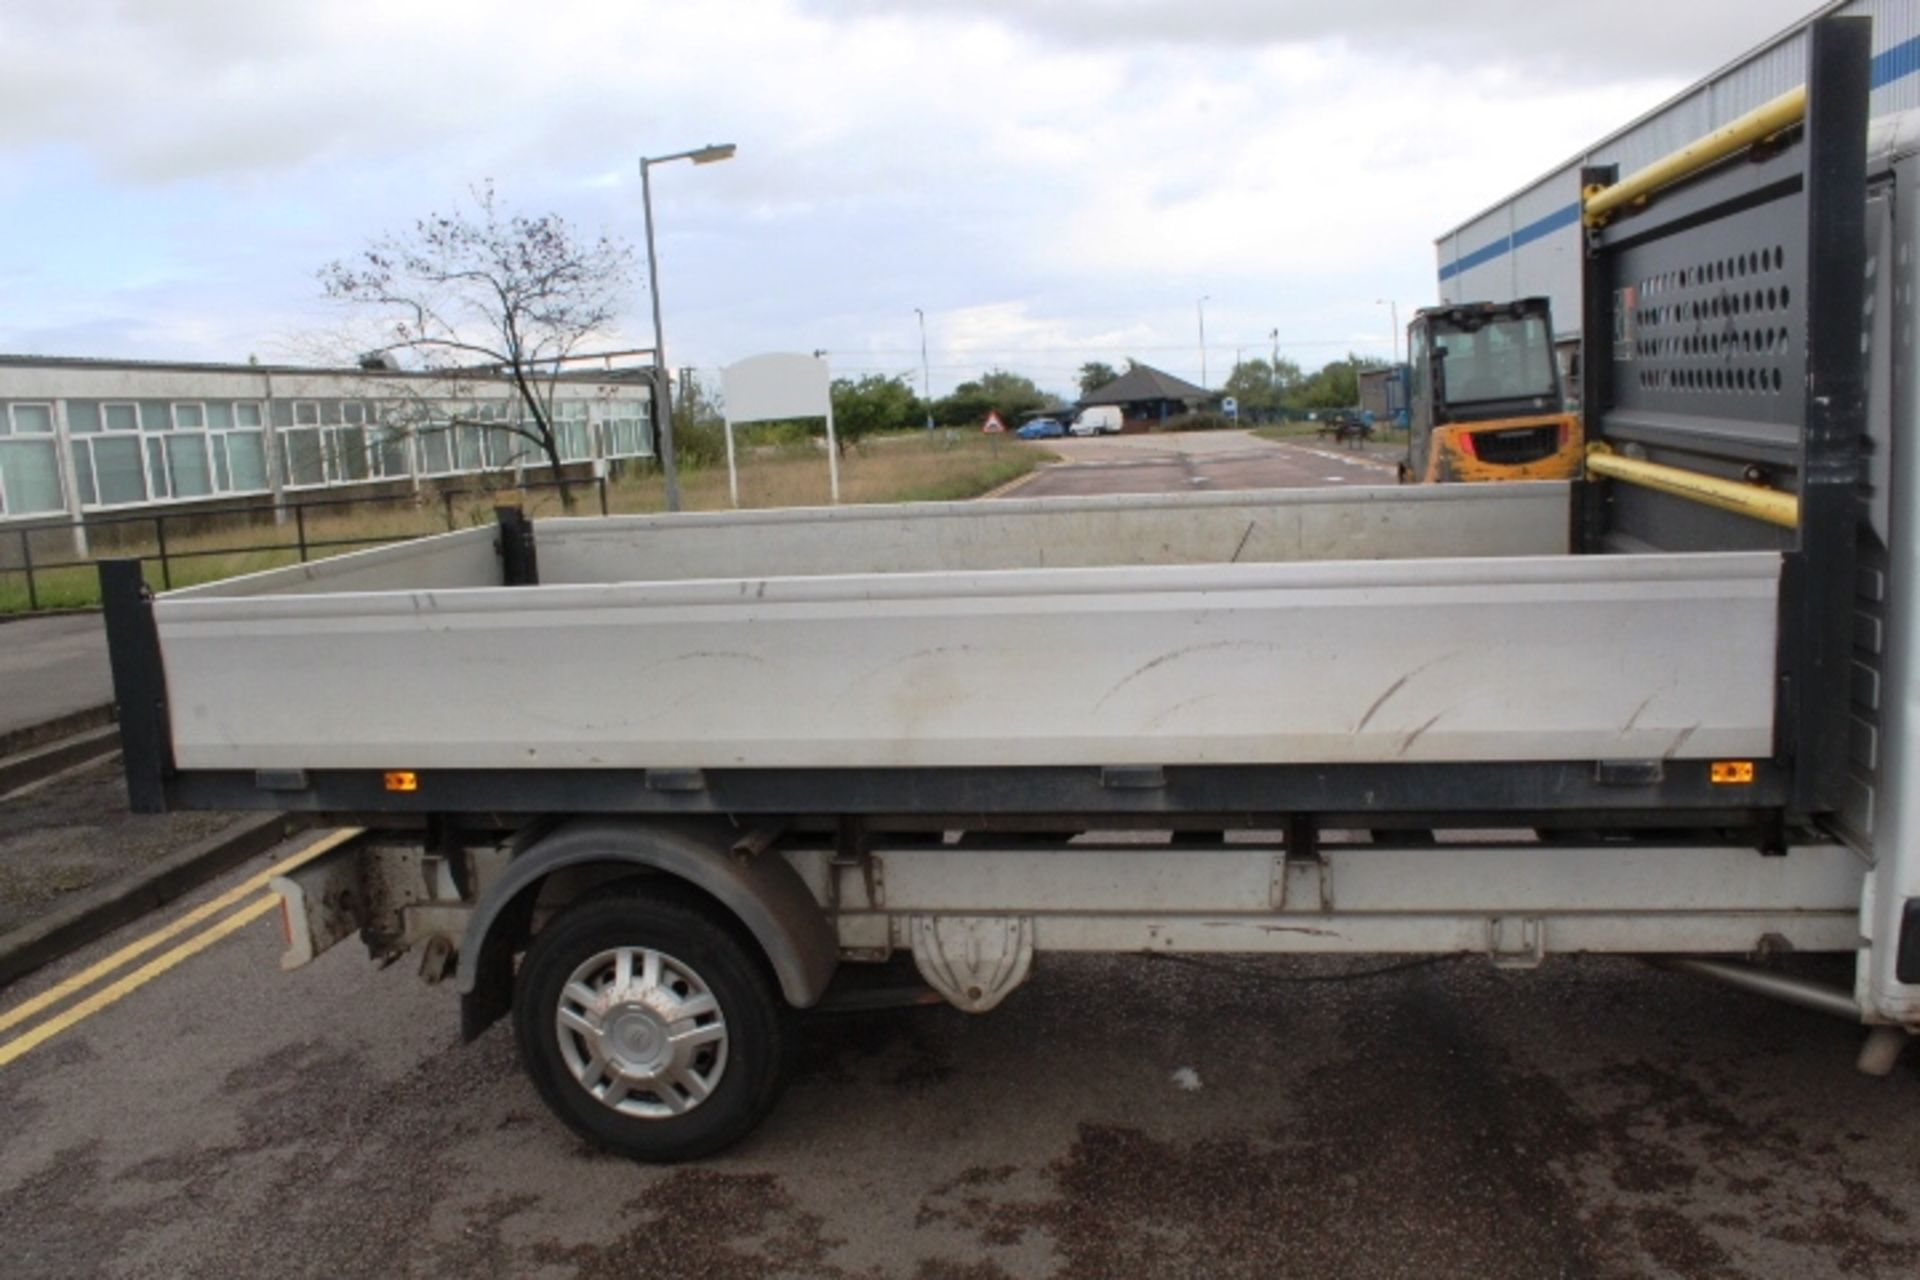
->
<box><xmin>0</xmin><ymin>0</ymin><xmax>1818</xmax><ymax>398</ymax></box>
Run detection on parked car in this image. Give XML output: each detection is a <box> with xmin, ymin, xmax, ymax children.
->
<box><xmin>1017</xmin><ymin>418</ymin><xmax>1065</xmax><ymax>439</ymax></box>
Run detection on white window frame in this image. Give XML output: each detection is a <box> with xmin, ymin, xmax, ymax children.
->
<box><xmin>211</xmin><ymin>401</ymin><xmax>270</xmax><ymax>496</ymax></box>
<box><xmin>4</xmin><ymin>402</ymin><xmax>56</xmax><ymax>436</ymax></box>
<box><xmin>72</xmin><ymin>401</ymin><xmax>151</xmax><ymax>510</ymax></box>
<box><xmin>281</xmin><ymin>399</ymin><xmax>330</xmax><ymax>489</ymax></box>
<box><xmin>163</xmin><ymin>401</ymin><xmax>217</xmax><ymax>501</ymax></box>
<box><xmin>0</xmin><ymin>402</ymin><xmax>68</xmax><ymax>516</ymax></box>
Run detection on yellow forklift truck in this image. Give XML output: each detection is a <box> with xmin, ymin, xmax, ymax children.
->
<box><xmin>1400</xmin><ymin>296</ymin><xmax>1583</xmax><ymax>483</ymax></box>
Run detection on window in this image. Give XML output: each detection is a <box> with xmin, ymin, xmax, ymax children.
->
<box><xmin>165</xmin><ymin>403</ymin><xmax>214</xmax><ymax>499</ymax></box>
<box><xmin>418</xmin><ymin>421</ymin><xmax>456</xmax><ymax>476</ymax></box>
<box><xmin>482</xmin><ymin>404</ymin><xmax>530</xmax><ymax>469</ymax></box>
<box><xmin>67</xmin><ymin>401</ymin><xmax>148</xmax><ymax>508</ymax></box>
<box><xmin>335</xmin><ymin>402</ymin><xmax>372</xmax><ymax>481</ymax></box>
<box><xmin>64</xmin><ymin>399</ymin><xmax>268</xmax><ymax>509</ymax></box>
<box><xmin>1433</xmin><ymin>314</ymin><xmax>1557</xmax><ymax>406</ymax></box>
<box><xmin>212</xmin><ymin>402</ymin><xmax>269</xmax><ymax>494</ymax></box>
<box><xmin>0</xmin><ymin>402</ymin><xmax>65</xmax><ymax>515</ymax></box>
<box><xmin>602</xmin><ymin>399</ymin><xmax>652</xmax><ymax>458</ymax></box>
<box><xmin>372</xmin><ymin>422</ymin><xmax>412</xmax><ymax>478</ymax></box>
<box><xmin>556</xmin><ymin>401</ymin><xmax>592</xmax><ymax>461</ymax></box>
<box><xmin>280</xmin><ymin>401</ymin><xmax>360</xmax><ymax>491</ymax></box>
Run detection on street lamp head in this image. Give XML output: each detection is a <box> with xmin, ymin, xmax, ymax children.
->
<box><xmin>642</xmin><ymin>143</ymin><xmax>739</xmax><ymax>172</ymax></box>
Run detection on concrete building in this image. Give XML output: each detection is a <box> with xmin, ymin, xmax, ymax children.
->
<box><xmin>0</xmin><ymin>355</ymin><xmax>654</xmax><ymax>529</ymax></box>
<box><xmin>1434</xmin><ymin>1</ymin><xmax>1920</xmax><ymax>336</ymax></box>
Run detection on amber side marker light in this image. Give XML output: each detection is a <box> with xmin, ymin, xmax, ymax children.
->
<box><xmin>384</xmin><ymin>770</ymin><xmax>420</xmax><ymax>793</ymax></box>
<box><xmin>1709</xmin><ymin>761</ymin><xmax>1756</xmax><ymax>785</ymax></box>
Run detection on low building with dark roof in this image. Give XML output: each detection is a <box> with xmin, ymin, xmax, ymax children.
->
<box><xmin>1079</xmin><ymin>363</ymin><xmax>1209</xmax><ymax>432</ymax></box>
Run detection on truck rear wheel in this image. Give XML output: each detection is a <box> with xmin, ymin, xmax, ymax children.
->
<box><xmin>513</xmin><ymin>890</ymin><xmax>789</xmax><ymax>1162</ymax></box>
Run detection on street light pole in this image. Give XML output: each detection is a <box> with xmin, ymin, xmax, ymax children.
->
<box><xmin>1197</xmin><ymin>295</ymin><xmax>1211</xmax><ymax>389</ymax></box>
<box><xmin>1375</xmin><ymin>297</ymin><xmax>1401</xmax><ymax>364</ymax></box>
<box><xmin>640</xmin><ymin>141</ymin><xmax>736</xmax><ymax>512</ymax></box>
<box><xmin>1269</xmin><ymin>326</ymin><xmax>1280</xmax><ymax>414</ymax></box>
<box><xmin>915</xmin><ymin>307</ymin><xmax>933</xmax><ymax>429</ymax></box>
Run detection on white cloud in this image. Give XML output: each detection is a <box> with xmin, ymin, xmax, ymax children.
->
<box><xmin>0</xmin><ymin>0</ymin><xmax>1828</xmax><ymax>387</ymax></box>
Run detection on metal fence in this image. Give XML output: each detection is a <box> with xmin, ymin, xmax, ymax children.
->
<box><xmin>1</xmin><ymin>476</ymin><xmax>609</xmax><ymax>613</ymax></box>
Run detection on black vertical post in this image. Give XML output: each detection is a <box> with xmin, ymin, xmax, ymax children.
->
<box><xmin>153</xmin><ymin>515</ymin><xmax>172</xmax><ymax>589</ymax></box>
<box><xmin>1785</xmin><ymin>15</ymin><xmax>1871</xmax><ymax>816</ymax></box>
<box><xmin>20</xmin><ymin>528</ymin><xmax>37</xmax><ymax>612</ymax></box>
<box><xmin>495</xmin><ymin>506</ymin><xmax>539</xmax><ymax>585</ymax></box>
<box><xmin>99</xmin><ymin>559</ymin><xmax>172</xmax><ymax>813</ymax></box>
<box><xmin>1575</xmin><ymin>161</ymin><xmax>1619</xmax><ymax>556</ymax></box>
<box><xmin>295</xmin><ymin>502</ymin><xmax>309</xmax><ymax>562</ymax></box>
<box><xmin>598</xmin><ymin>474</ymin><xmax>610</xmax><ymax>517</ymax></box>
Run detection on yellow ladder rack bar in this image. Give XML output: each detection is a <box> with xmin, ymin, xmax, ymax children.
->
<box><xmin>1583</xmin><ymin>86</ymin><xmax>1806</xmax><ymax>227</ymax></box>
<box><xmin>1586</xmin><ymin>445</ymin><xmax>1800</xmax><ymax>529</ymax></box>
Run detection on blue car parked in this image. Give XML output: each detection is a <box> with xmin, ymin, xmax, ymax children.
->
<box><xmin>1017</xmin><ymin>418</ymin><xmax>1065</xmax><ymax>439</ymax></box>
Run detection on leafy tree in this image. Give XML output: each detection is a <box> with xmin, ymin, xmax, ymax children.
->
<box><xmin>319</xmin><ymin>182</ymin><xmax>635</xmax><ymax>505</ymax></box>
<box><xmin>830</xmin><ymin>374</ymin><xmax>922</xmax><ymax>453</ymax></box>
<box><xmin>1221</xmin><ymin>357</ymin><xmax>1305</xmax><ymax>420</ymax></box>
<box><xmin>935</xmin><ymin>368</ymin><xmax>1049</xmax><ymax>427</ymax></box>
<box><xmin>671</xmin><ymin>370</ymin><xmax>730</xmax><ymax>468</ymax></box>
<box><xmin>1077</xmin><ymin>361</ymin><xmax>1119</xmax><ymax>397</ymax></box>
<box><xmin>1289</xmin><ymin>352</ymin><xmax>1389</xmax><ymax>412</ymax></box>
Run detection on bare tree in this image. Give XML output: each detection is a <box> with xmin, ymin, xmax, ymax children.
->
<box><xmin>319</xmin><ymin>182</ymin><xmax>637</xmax><ymax>505</ymax></box>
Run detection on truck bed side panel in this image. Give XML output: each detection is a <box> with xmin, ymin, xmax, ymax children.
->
<box><xmin>154</xmin><ymin>551</ymin><xmax>1779</xmax><ymax>771</ymax></box>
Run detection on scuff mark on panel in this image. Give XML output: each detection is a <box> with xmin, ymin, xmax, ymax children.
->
<box><xmin>1622</xmin><ymin>694</ymin><xmax>1656</xmax><ymax>733</ymax></box>
<box><xmin>1198</xmin><ymin>921</ymin><xmax>1342</xmax><ymax>937</ymax></box>
<box><xmin>1665</xmin><ymin>725</ymin><xmax>1699</xmax><ymax>759</ymax></box>
<box><xmin>1230</xmin><ymin>521</ymin><xmax>1258</xmax><ymax>564</ymax></box>
<box><xmin>1094</xmin><ymin>640</ymin><xmax>1284</xmax><ymax>710</ymax></box>
<box><xmin>1354</xmin><ymin>653</ymin><xmax>1455</xmax><ymax>733</ymax></box>
<box><xmin>1396</xmin><ymin>712</ymin><xmax>1446</xmax><ymax>757</ymax></box>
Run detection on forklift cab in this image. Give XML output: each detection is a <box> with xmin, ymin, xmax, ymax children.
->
<box><xmin>1402</xmin><ymin>297</ymin><xmax>1582</xmax><ymax>483</ymax></box>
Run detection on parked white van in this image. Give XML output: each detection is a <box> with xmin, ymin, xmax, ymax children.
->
<box><xmin>1071</xmin><ymin>405</ymin><xmax>1123</xmax><ymax>435</ymax></box>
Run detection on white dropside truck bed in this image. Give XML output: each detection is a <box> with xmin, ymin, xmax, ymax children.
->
<box><xmin>155</xmin><ymin>483</ymin><xmax>1777</xmax><ymax>772</ymax></box>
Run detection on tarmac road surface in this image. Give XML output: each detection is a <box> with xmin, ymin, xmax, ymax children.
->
<box><xmin>0</xmin><ymin>613</ymin><xmax>110</xmax><ymax>740</ymax></box>
<box><xmin>1003</xmin><ymin>429</ymin><xmax>1398</xmax><ymax>499</ymax></box>
<box><xmin>0</xmin><ymin>859</ymin><xmax>1915</xmax><ymax>1279</ymax></box>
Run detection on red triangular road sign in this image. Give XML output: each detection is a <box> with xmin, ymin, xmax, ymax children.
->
<box><xmin>983</xmin><ymin>410</ymin><xmax>1006</xmax><ymax>433</ymax></box>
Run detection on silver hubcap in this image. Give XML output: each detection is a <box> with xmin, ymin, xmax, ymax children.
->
<box><xmin>555</xmin><ymin>946</ymin><xmax>728</xmax><ymax>1119</ymax></box>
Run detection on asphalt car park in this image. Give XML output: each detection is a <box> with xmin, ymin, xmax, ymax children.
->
<box><xmin>1004</xmin><ymin>429</ymin><xmax>1397</xmax><ymax>499</ymax></box>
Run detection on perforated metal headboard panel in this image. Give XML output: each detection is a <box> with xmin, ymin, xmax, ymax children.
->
<box><xmin>1578</xmin><ymin>14</ymin><xmax>1871</xmax><ymax>815</ymax></box>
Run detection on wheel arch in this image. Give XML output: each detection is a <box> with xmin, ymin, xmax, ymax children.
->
<box><xmin>456</xmin><ymin>820</ymin><xmax>837</xmax><ymax>1040</ymax></box>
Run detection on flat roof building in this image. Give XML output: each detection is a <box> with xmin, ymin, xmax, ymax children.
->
<box><xmin>0</xmin><ymin>355</ymin><xmax>654</xmax><ymax>526</ymax></box>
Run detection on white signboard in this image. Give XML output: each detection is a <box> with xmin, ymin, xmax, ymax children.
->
<box><xmin>723</xmin><ymin>352</ymin><xmax>830</xmax><ymax>423</ymax></box>
<box><xmin>721</xmin><ymin>352</ymin><xmax>839</xmax><ymax>505</ymax></box>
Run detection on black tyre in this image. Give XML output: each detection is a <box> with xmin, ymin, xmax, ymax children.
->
<box><xmin>513</xmin><ymin>889</ymin><xmax>789</xmax><ymax>1163</ymax></box>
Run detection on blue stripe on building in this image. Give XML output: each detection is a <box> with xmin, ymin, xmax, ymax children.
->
<box><xmin>1437</xmin><ymin>31</ymin><xmax>1920</xmax><ymax>286</ymax></box>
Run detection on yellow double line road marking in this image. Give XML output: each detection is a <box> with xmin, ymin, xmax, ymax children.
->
<box><xmin>0</xmin><ymin>827</ymin><xmax>361</xmax><ymax>1068</ymax></box>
